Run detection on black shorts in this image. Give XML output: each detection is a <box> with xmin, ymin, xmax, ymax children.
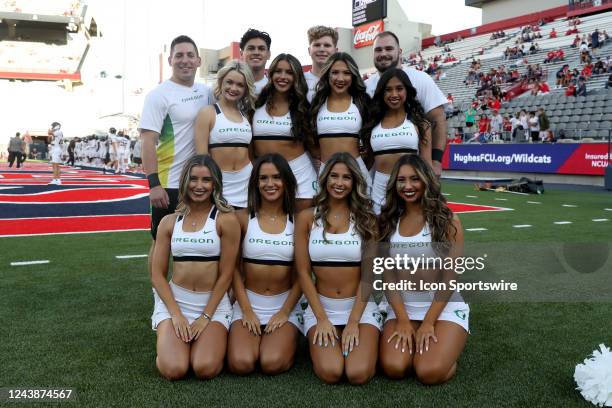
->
<box><xmin>133</xmin><ymin>157</ymin><xmax>142</xmax><ymax>165</ymax></box>
<box><xmin>150</xmin><ymin>188</ymin><xmax>179</xmax><ymax>240</ymax></box>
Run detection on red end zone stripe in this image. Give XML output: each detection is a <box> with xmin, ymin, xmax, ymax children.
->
<box><xmin>448</xmin><ymin>202</ymin><xmax>509</xmax><ymax>213</ymax></box>
<box><xmin>0</xmin><ymin>187</ymin><xmax>147</xmax><ymax>203</ymax></box>
<box><xmin>0</xmin><ymin>215</ymin><xmax>150</xmax><ymax>236</ymax></box>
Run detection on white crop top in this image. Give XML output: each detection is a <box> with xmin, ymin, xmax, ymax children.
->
<box><xmin>316</xmin><ymin>98</ymin><xmax>362</xmax><ymax>139</ymax></box>
<box><xmin>208</xmin><ymin>104</ymin><xmax>252</xmax><ymax>149</ymax></box>
<box><xmin>308</xmin><ymin>217</ymin><xmax>361</xmax><ymax>266</ymax></box>
<box><xmin>389</xmin><ymin>222</ymin><xmax>437</xmax><ymax>260</ymax></box>
<box><xmin>370</xmin><ymin>117</ymin><xmax>420</xmax><ymax>156</ymax></box>
<box><xmin>242</xmin><ymin>212</ymin><xmax>294</xmax><ymax>266</ymax></box>
<box><xmin>252</xmin><ymin>106</ymin><xmax>294</xmax><ymax>141</ymax></box>
<box><xmin>171</xmin><ymin>207</ymin><xmax>221</xmax><ymax>262</ymax></box>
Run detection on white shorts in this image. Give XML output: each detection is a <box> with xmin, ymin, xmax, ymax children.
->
<box><xmin>231</xmin><ymin>289</ymin><xmax>304</xmax><ymax>334</ymax></box>
<box><xmin>303</xmin><ymin>294</ymin><xmax>383</xmax><ymax>335</ymax></box>
<box><xmin>50</xmin><ymin>146</ymin><xmax>62</xmax><ymax>164</ymax></box>
<box><xmin>289</xmin><ymin>152</ymin><xmax>317</xmax><ymax>199</ymax></box>
<box><xmin>222</xmin><ymin>162</ymin><xmax>252</xmax><ymax>208</ymax></box>
<box><xmin>319</xmin><ymin>156</ymin><xmax>372</xmax><ymax>195</ymax></box>
<box><xmin>151</xmin><ymin>281</ymin><xmax>233</xmax><ymax>330</ymax></box>
<box><xmin>385</xmin><ymin>291</ymin><xmax>470</xmax><ymax>332</ymax></box>
<box><xmin>372</xmin><ymin>170</ymin><xmax>390</xmax><ymax>215</ymax></box>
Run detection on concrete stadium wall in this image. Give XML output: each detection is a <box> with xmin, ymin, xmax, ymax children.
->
<box><xmin>481</xmin><ymin>0</ymin><xmax>566</xmax><ymax>24</ymax></box>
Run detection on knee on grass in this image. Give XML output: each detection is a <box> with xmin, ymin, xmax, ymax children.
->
<box><xmin>314</xmin><ymin>362</ymin><xmax>343</xmax><ymax>384</ymax></box>
<box><xmin>345</xmin><ymin>364</ymin><xmax>375</xmax><ymax>385</ymax></box>
<box><xmin>260</xmin><ymin>350</ymin><xmax>293</xmax><ymax>375</ymax></box>
<box><xmin>415</xmin><ymin>361</ymin><xmax>456</xmax><ymax>385</ymax></box>
<box><xmin>381</xmin><ymin>357</ymin><xmax>411</xmax><ymax>380</ymax></box>
<box><xmin>156</xmin><ymin>357</ymin><xmax>188</xmax><ymax>381</ymax></box>
<box><xmin>228</xmin><ymin>353</ymin><xmax>257</xmax><ymax>376</ymax></box>
<box><xmin>192</xmin><ymin>359</ymin><xmax>224</xmax><ymax>380</ymax></box>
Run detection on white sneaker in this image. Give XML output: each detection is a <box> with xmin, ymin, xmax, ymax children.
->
<box><xmin>48</xmin><ymin>179</ymin><xmax>58</xmax><ymax>185</ymax></box>
<box><xmin>56</xmin><ymin>179</ymin><xmax>62</xmax><ymax>185</ymax></box>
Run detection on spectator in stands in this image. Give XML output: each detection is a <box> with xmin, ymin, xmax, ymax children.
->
<box><xmin>519</xmin><ymin>110</ymin><xmax>529</xmax><ymax>141</ymax></box>
<box><xmin>537</xmin><ymin>80</ymin><xmax>550</xmax><ymax>95</ymax></box>
<box><xmin>565</xmin><ymin>79</ymin><xmax>577</xmax><ymax>96</ymax></box>
<box><xmin>451</xmin><ymin>128</ymin><xmax>463</xmax><ymax>144</ymax></box>
<box><xmin>576</xmin><ymin>77</ymin><xmax>587</xmax><ymax>96</ymax></box>
<box><xmin>490</xmin><ymin>110</ymin><xmax>503</xmax><ymax>141</ymax></box>
<box><xmin>592</xmin><ymin>29</ymin><xmax>600</xmax><ymax>50</ymax></box>
<box><xmin>593</xmin><ymin>58</ymin><xmax>605</xmax><ymax>75</ymax></box>
<box><xmin>465</xmin><ymin>106</ymin><xmax>476</xmax><ymax>130</ymax></box>
<box><xmin>510</xmin><ymin>112</ymin><xmax>522</xmax><ymax>141</ymax></box>
<box><xmin>579</xmin><ymin>42</ymin><xmax>591</xmax><ymax>63</ymax></box>
<box><xmin>566</xmin><ymin>25</ymin><xmax>579</xmax><ymax>36</ymax></box>
<box><xmin>571</xmin><ymin>34</ymin><xmax>581</xmax><ymax>48</ymax></box>
<box><xmin>537</xmin><ymin>108</ymin><xmax>550</xmax><ymax>142</ymax></box>
<box><xmin>603</xmin><ymin>30</ymin><xmax>610</xmax><ymax>45</ymax></box>
<box><xmin>528</xmin><ymin>111</ymin><xmax>540</xmax><ymax>143</ymax></box>
<box><xmin>605</xmin><ymin>73</ymin><xmax>612</xmax><ymax>89</ymax></box>
<box><xmin>477</xmin><ymin>114</ymin><xmax>490</xmax><ymax>141</ymax></box>
<box><xmin>549</xmin><ymin>28</ymin><xmax>557</xmax><ymax>39</ymax></box>
<box><xmin>581</xmin><ymin>62</ymin><xmax>593</xmax><ymax>78</ymax></box>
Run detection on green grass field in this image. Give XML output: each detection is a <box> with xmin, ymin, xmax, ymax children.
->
<box><xmin>1</xmin><ymin>181</ymin><xmax>611</xmax><ymax>407</ymax></box>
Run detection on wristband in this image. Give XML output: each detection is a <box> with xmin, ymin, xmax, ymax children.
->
<box><xmin>147</xmin><ymin>173</ymin><xmax>161</xmax><ymax>189</ymax></box>
<box><xmin>432</xmin><ymin>148</ymin><xmax>444</xmax><ymax>162</ymax></box>
<box><xmin>200</xmin><ymin>312</ymin><xmax>211</xmax><ymax>321</ymax></box>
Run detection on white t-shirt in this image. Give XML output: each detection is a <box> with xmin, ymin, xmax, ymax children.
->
<box><xmin>254</xmin><ymin>76</ymin><xmax>268</xmax><ymax>96</ymax></box>
<box><xmin>529</xmin><ymin>117</ymin><xmax>540</xmax><ymax>132</ymax></box>
<box><xmin>490</xmin><ymin>114</ymin><xmax>503</xmax><ymax>132</ymax></box>
<box><xmin>365</xmin><ymin>67</ymin><xmax>447</xmax><ymax>113</ymax></box>
<box><xmin>304</xmin><ymin>71</ymin><xmax>319</xmax><ymax>103</ymax></box>
<box><xmin>138</xmin><ymin>80</ymin><xmax>213</xmax><ymax>188</ymax></box>
<box><xmin>50</xmin><ymin>129</ymin><xmax>63</xmax><ymax>148</ymax></box>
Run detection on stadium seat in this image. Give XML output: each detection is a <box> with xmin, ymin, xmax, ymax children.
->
<box><xmin>598</xmin><ymin>121</ymin><xmax>611</xmax><ymax>130</ymax></box>
<box><xmin>593</xmin><ymin>107</ymin><xmax>604</xmax><ymax>115</ymax></box>
<box><xmin>594</xmin><ymin>101</ymin><xmax>606</xmax><ymax>108</ymax></box>
<box><xmin>570</xmin><ymin>115</ymin><xmax>581</xmax><ymax>123</ymax></box>
<box><xmin>584</xmin><ymin>101</ymin><xmax>595</xmax><ymax>108</ymax></box>
<box><xmin>559</xmin><ymin>116</ymin><xmax>570</xmax><ymax>123</ymax></box>
<box><xmin>602</xmin><ymin>114</ymin><xmax>612</xmax><ymax>121</ymax></box>
<box><xmin>553</xmin><ymin>109</ymin><xmax>563</xmax><ymax>116</ymax></box>
<box><xmin>566</xmin><ymin>122</ymin><xmax>578</xmax><ymax>130</ymax></box>
<box><xmin>583</xmin><ymin>108</ymin><xmax>594</xmax><ymax>115</ymax></box>
<box><xmin>589</xmin><ymin>114</ymin><xmax>603</xmax><ymax>122</ymax></box>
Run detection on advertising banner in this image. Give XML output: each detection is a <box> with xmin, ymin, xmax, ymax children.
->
<box><xmin>442</xmin><ymin>143</ymin><xmax>609</xmax><ymax>175</ymax></box>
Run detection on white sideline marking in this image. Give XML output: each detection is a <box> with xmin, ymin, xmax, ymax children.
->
<box><xmin>442</xmin><ymin>193</ymin><xmax>451</xmax><ymax>196</ymax></box>
<box><xmin>562</xmin><ymin>204</ymin><xmax>577</xmax><ymax>208</ymax></box>
<box><xmin>527</xmin><ymin>201</ymin><xmax>541</xmax><ymax>204</ymax></box>
<box><xmin>592</xmin><ymin>219</ymin><xmax>609</xmax><ymax>222</ymax></box>
<box><xmin>554</xmin><ymin>221</ymin><xmax>572</xmax><ymax>225</ymax></box>
<box><xmin>466</xmin><ymin>228</ymin><xmax>487</xmax><ymax>231</ymax></box>
<box><xmin>116</xmin><ymin>254</ymin><xmax>148</xmax><ymax>259</ymax></box>
<box><xmin>605</xmin><ymin>209</ymin><xmax>612</xmax><ymax>212</ymax></box>
<box><xmin>11</xmin><ymin>260</ymin><xmax>50</xmax><ymax>266</ymax></box>
<box><xmin>513</xmin><ymin>224</ymin><xmax>532</xmax><ymax>228</ymax></box>
<box><xmin>494</xmin><ymin>198</ymin><xmax>508</xmax><ymax>201</ymax></box>
<box><xmin>465</xmin><ymin>195</ymin><xmax>478</xmax><ymax>198</ymax></box>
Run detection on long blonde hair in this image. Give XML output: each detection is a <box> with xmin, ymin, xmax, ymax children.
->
<box><xmin>214</xmin><ymin>60</ymin><xmax>256</xmax><ymax>117</ymax></box>
<box><xmin>176</xmin><ymin>155</ymin><xmax>233</xmax><ymax>214</ymax></box>
<box><xmin>313</xmin><ymin>152</ymin><xmax>377</xmax><ymax>242</ymax></box>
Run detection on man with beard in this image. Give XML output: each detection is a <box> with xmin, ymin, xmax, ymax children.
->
<box><xmin>365</xmin><ymin>31</ymin><xmax>448</xmax><ymax>176</ymax></box>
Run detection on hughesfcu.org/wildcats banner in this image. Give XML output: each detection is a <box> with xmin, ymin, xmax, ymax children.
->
<box><xmin>442</xmin><ymin>143</ymin><xmax>610</xmax><ymax>176</ymax></box>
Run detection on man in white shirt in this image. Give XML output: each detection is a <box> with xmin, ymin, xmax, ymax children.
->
<box><xmin>304</xmin><ymin>25</ymin><xmax>338</xmax><ymax>102</ymax></box>
<box><xmin>138</xmin><ymin>35</ymin><xmax>214</xmax><ymax>272</ymax></box>
<box><xmin>364</xmin><ymin>31</ymin><xmax>448</xmax><ymax>176</ymax></box>
<box><xmin>490</xmin><ymin>109</ymin><xmax>503</xmax><ymax>141</ymax></box>
<box><xmin>239</xmin><ymin>28</ymin><xmax>271</xmax><ymax>95</ymax></box>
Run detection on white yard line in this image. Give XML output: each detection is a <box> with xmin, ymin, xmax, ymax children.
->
<box><xmin>527</xmin><ymin>201</ymin><xmax>541</xmax><ymax>204</ymax></box>
<box><xmin>494</xmin><ymin>198</ymin><xmax>508</xmax><ymax>201</ymax></box>
<box><xmin>554</xmin><ymin>221</ymin><xmax>572</xmax><ymax>225</ymax></box>
<box><xmin>513</xmin><ymin>224</ymin><xmax>532</xmax><ymax>228</ymax></box>
<box><xmin>466</xmin><ymin>228</ymin><xmax>488</xmax><ymax>231</ymax></box>
<box><xmin>10</xmin><ymin>260</ymin><xmax>50</xmax><ymax>266</ymax></box>
<box><xmin>465</xmin><ymin>195</ymin><xmax>478</xmax><ymax>198</ymax></box>
<box><xmin>116</xmin><ymin>254</ymin><xmax>148</xmax><ymax>259</ymax></box>
<box><xmin>562</xmin><ymin>204</ymin><xmax>577</xmax><ymax>208</ymax></box>
<box><xmin>592</xmin><ymin>219</ymin><xmax>609</xmax><ymax>222</ymax></box>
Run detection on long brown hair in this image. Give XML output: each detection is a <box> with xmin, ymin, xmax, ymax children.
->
<box><xmin>247</xmin><ymin>153</ymin><xmax>297</xmax><ymax>216</ymax></box>
<box><xmin>378</xmin><ymin>154</ymin><xmax>456</xmax><ymax>253</ymax></box>
<box><xmin>313</xmin><ymin>152</ymin><xmax>376</xmax><ymax>242</ymax></box>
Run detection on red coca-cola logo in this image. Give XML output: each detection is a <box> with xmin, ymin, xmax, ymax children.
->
<box><xmin>353</xmin><ymin>20</ymin><xmax>384</xmax><ymax>48</ymax></box>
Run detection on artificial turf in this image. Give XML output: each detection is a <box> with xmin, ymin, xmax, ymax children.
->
<box><xmin>1</xmin><ymin>181</ymin><xmax>610</xmax><ymax>407</ymax></box>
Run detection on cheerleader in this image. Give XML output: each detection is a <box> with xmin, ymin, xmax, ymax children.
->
<box><xmin>195</xmin><ymin>60</ymin><xmax>255</xmax><ymax>209</ymax></box>
<box><xmin>228</xmin><ymin>154</ymin><xmax>303</xmax><ymax>375</ymax></box>
<box><xmin>252</xmin><ymin>53</ymin><xmax>317</xmax><ymax>212</ymax></box>
<box><xmin>364</xmin><ymin>68</ymin><xmax>432</xmax><ymax>214</ymax></box>
<box><xmin>295</xmin><ymin>152</ymin><xmax>381</xmax><ymax>384</ymax></box>
<box><xmin>378</xmin><ymin>154</ymin><xmax>469</xmax><ymax>385</ymax></box>
<box><xmin>151</xmin><ymin>154</ymin><xmax>240</xmax><ymax>380</ymax></box>
<box><xmin>310</xmin><ymin>52</ymin><xmax>372</xmax><ymax>191</ymax></box>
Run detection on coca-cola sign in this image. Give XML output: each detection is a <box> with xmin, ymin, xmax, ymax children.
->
<box><xmin>353</xmin><ymin>20</ymin><xmax>384</xmax><ymax>49</ymax></box>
